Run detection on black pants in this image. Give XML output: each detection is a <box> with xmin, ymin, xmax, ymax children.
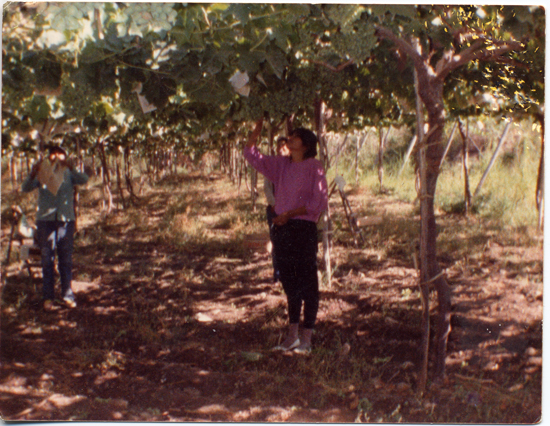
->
<box><xmin>272</xmin><ymin>219</ymin><xmax>319</xmax><ymax>329</ymax></box>
<box><xmin>36</xmin><ymin>220</ymin><xmax>76</xmax><ymax>301</ymax></box>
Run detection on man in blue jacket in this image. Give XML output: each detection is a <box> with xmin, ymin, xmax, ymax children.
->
<box><xmin>22</xmin><ymin>146</ymin><xmax>89</xmax><ymax>311</ymax></box>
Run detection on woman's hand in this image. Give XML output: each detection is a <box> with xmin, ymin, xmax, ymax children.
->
<box><xmin>273</xmin><ymin>211</ymin><xmax>290</xmax><ymax>226</ymax></box>
<box><xmin>246</xmin><ymin>118</ymin><xmax>264</xmax><ymax>147</ymax></box>
<box><xmin>272</xmin><ymin>207</ymin><xmax>307</xmax><ymax>226</ymax></box>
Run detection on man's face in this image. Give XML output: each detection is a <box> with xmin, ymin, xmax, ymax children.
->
<box><xmin>49</xmin><ymin>152</ymin><xmax>66</xmax><ymax>162</ymax></box>
<box><xmin>277</xmin><ymin>141</ymin><xmax>290</xmax><ymax>156</ymax></box>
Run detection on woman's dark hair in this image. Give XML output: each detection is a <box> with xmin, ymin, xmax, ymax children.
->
<box><xmin>291</xmin><ymin>128</ymin><xmax>318</xmax><ymax>159</ymax></box>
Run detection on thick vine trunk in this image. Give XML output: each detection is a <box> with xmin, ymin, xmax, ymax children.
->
<box><xmin>238</xmin><ymin>147</ymin><xmax>244</xmax><ymax>192</ymax></box>
<box><xmin>228</xmin><ymin>142</ymin><xmax>235</xmax><ymax>182</ymax></box>
<box><xmin>414</xmin><ymin>68</ymin><xmax>430</xmax><ymax>393</ymax></box>
<box><xmin>98</xmin><ymin>141</ymin><xmax>114</xmax><ymax>214</ymax></box>
<box><xmin>417</xmin><ymin>75</ymin><xmax>451</xmax><ymax>385</ymax></box>
<box><xmin>123</xmin><ymin>147</ymin><xmax>139</xmax><ymax>204</ymax></box>
<box><xmin>115</xmin><ymin>156</ymin><xmax>126</xmax><ymax>210</ymax></box>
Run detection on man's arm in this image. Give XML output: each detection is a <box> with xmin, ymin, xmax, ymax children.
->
<box><xmin>21</xmin><ymin>159</ymin><xmax>42</xmax><ymax>192</ymax></box>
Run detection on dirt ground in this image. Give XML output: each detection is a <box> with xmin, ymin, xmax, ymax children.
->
<box><xmin>0</xmin><ymin>172</ymin><xmax>543</xmax><ymax>422</ymax></box>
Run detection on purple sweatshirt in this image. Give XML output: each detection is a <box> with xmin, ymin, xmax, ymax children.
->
<box><xmin>244</xmin><ymin>146</ymin><xmax>328</xmax><ymax>223</ymax></box>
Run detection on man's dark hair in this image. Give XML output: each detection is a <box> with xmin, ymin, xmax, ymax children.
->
<box><xmin>291</xmin><ymin>128</ymin><xmax>318</xmax><ymax>159</ymax></box>
<box><xmin>48</xmin><ymin>146</ymin><xmax>67</xmax><ymax>157</ymax></box>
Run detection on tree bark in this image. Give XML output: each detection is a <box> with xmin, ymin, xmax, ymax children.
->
<box><xmin>414</xmin><ymin>62</ymin><xmax>451</xmax><ymax>385</ymax></box>
<box><xmin>414</xmin><ymin>66</ymin><xmax>430</xmax><ymax>394</ymax></box>
<box><xmin>420</xmin><ymin>102</ymin><xmax>451</xmax><ymax>384</ymax></box>
<box><xmin>98</xmin><ymin>141</ymin><xmax>114</xmax><ymax>214</ymax></box>
<box><xmin>123</xmin><ymin>146</ymin><xmax>139</xmax><ymax>204</ymax></box>
<box><xmin>115</xmin><ymin>155</ymin><xmax>126</xmax><ymax>210</ymax></box>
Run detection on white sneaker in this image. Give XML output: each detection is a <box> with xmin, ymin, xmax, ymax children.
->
<box><xmin>63</xmin><ymin>297</ymin><xmax>77</xmax><ymax>308</ymax></box>
<box><xmin>271</xmin><ymin>338</ymin><xmax>300</xmax><ymax>351</ymax></box>
<box><xmin>293</xmin><ymin>342</ymin><xmax>312</xmax><ymax>355</ymax></box>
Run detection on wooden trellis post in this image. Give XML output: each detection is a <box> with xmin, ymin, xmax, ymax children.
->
<box><xmin>315</xmin><ymin>98</ymin><xmax>333</xmax><ymax>288</ymax></box>
<box><xmin>473</xmin><ymin>119</ymin><xmax>511</xmax><ymax>199</ymax></box>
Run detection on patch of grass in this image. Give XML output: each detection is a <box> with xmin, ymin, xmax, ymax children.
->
<box><xmin>335</xmin><ymin>117</ymin><xmax>541</xmax><ymax>233</ymax></box>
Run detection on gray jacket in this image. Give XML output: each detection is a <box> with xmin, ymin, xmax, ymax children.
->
<box><xmin>22</xmin><ymin>169</ymin><xmax>89</xmax><ymax>221</ymax></box>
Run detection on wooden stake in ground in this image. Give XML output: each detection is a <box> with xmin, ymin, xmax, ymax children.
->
<box><xmin>377</xmin><ymin>126</ymin><xmax>391</xmax><ymax>192</ymax></box>
<box><xmin>398</xmin><ymin>135</ymin><xmax>417</xmax><ymax>177</ymax></box>
<box><xmin>458</xmin><ymin>120</ymin><xmax>472</xmax><ymax>214</ymax></box>
<box><xmin>315</xmin><ymin>98</ymin><xmax>333</xmax><ymax>288</ymax></box>
<box><xmin>473</xmin><ymin>119</ymin><xmax>511</xmax><ymax>200</ymax></box>
<box><xmin>439</xmin><ymin>120</ymin><xmax>458</xmax><ymax>169</ymax></box>
<box><xmin>536</xmin><ymin>116</ymin><xmax>544</xmax><ymax>231</ymax></box>
<box><xmin>355</xmin><ymin>130</ymin><xmax>370</xmax><ymax>184</ymax></box>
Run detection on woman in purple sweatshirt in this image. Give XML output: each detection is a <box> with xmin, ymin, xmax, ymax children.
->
<box><xmin>244</xmin><ymin>119</ymin><xmax>328</xmax><ymax>354</ymax></box>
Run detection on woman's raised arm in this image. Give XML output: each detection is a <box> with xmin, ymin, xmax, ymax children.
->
<box><xmin>245</xmin><ymin>118</ymin><xmax>264</xmax><ymax>148</ymax></box>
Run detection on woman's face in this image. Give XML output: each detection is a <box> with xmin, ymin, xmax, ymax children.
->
<box><xmin>286</xmin><ymin>134</ymin><xmax>307</xmax><ymax>156</ymax></box>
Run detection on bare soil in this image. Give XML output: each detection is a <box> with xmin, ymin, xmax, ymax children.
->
<box><xmin>0</xmin><ymin>172</ymin><xmax>542</xmax><ymax>422</ymax></box>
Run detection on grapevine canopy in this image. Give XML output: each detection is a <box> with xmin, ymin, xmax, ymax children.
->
<box><xmin>2</xmin><ymin>3</ymin><xmax>544</xmax><ymax>151</ymax></box>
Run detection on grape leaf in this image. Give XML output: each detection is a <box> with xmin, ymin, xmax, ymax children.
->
<box><xmin>284</xmin><ymin>4</ymin><xmax>311</xmax><ymax>24</ymax></box>
<box><xmin>237</xmin><ymin>50</ymin><xmax>265</xmax><ymax>74</ymax></box>
<box><xmin>209</xmin><ymin>4</ymin><xmax>230</xmax><ymax>13</ymax></box>
<box><xmin>227</xmin><ymin>4</ymin><xmax>254</xmax><ymax>25</ymax></box>
<box><xmin>265</xmin><ymin>45</ymin><xmax>288</xmax><ymax>79</ymax></box>
<box><xmin>27</xmin><ymin>96</ymin><xmax>51</xmax><ymax>122</ymax></box>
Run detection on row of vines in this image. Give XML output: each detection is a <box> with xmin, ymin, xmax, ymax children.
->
<box><xmin>2</xmin><ymin>3</ymin><xmax>545</xmax><ymax>390</ymax></box>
